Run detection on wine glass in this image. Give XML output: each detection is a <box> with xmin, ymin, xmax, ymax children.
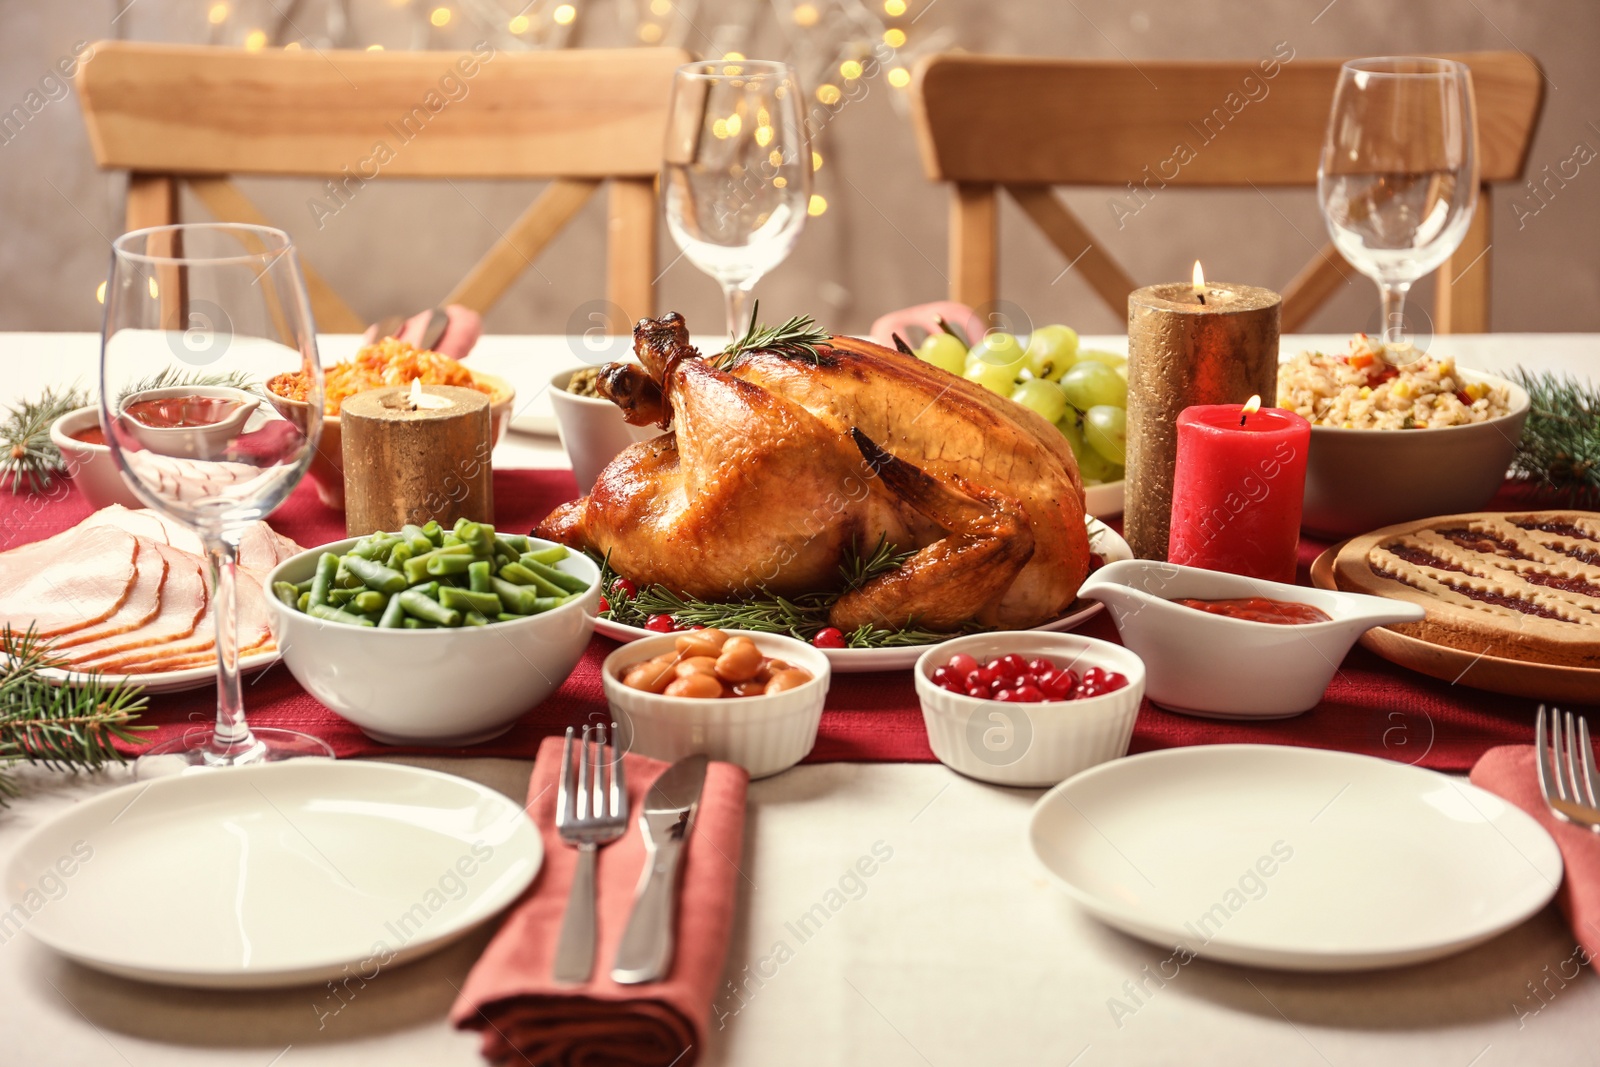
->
<box><xmin>100</xmin><ymin>223</ymin><xmax>332</xmax><ymax>775</ymax></box>
<box><xmin>662</xmin><ymin>59</ymin><xmax>811</xmax><ymax>340</ymax></box>
<box><xmin>1318</xmin><ymin>57</ymin><xmax>1478</xmax><ymax>347</ymax></box>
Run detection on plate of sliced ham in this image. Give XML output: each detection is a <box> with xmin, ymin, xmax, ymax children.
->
<box><xmin>0</xmin><ymin>505</ymin><xmax>303</xmax><ymax>694</ymax></box>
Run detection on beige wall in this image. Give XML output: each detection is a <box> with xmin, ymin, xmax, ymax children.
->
<box><xmin>2</xmin><ymin>0</ymin><xmax>1596</xmax><ymax>343</ymax></box>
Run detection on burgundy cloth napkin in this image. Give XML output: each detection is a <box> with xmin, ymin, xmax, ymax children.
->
<box><xmin>1471</xmin><ymin>744</ymin><xmax>1600</xmax><ymax>961</ymax></box>
<box><xmin>451</xmin><ymin>736</ymin><xmax>749</xmax><ymax>1066</ymax></box>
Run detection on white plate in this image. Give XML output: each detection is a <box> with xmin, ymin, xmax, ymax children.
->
<box><xmin>37</xmin><ymin>650</ymin><xmax>280</xmax><ymax>695</ymax></box>
<box><xmin>6</xmin><ymin>760</ymin><xmax>542</xmax><ymax>988</ymax></box>
<box><xmin>594</xmin><ymin>518</ymin><xmax>1131</xmax><ymax>673</ymax></box>
<box><xmin>1029</xmin><ymin>745</ymin><xmax>1562</xmax><ymax>971</ymax></box>
<box><xmin>1082</xmin><ymin>478</ymin><xmax>1124</xmax><ymax>519</ymax></box>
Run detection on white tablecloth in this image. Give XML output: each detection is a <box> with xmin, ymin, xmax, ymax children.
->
<box><xmin>3</xmin><ymin>333</ymin><xmax>1597</xmax><ymax>1065</ymax></box>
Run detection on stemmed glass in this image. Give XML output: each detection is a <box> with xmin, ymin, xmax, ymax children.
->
<box><xmin>1318</xmin><ymin>57</ymin><xmax>1478</xmax><ymax>346</ymax></box>
<box><xmin>100</xmin><ymin>223</ymin><xmax>332</xmax><ymax>775</ymax></box>
<box><xmin>662</xmin><ymin>59</ymin><xmax>811</xmax><ymax>339</ymax></box>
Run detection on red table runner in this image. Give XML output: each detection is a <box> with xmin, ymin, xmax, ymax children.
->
<box><xmin>4</xmin><ymin>471</ymin><xmax>1587</xmax><ymax>772</ymax></box>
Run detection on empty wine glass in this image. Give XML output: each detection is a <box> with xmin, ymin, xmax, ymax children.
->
<box><xmin>1318</xmin><ymin>57</ymin><xmax>1478</xmax><ymax>346</ymax></box>
<box><xmin>662</xmin><ymin>59</ymin><xmax>811</xmax><ymax>339</ymax></box>
<box><xmin>100</xmin><ymin>223</ymin><xmax>332</xmax><ymax>775</ymax></box>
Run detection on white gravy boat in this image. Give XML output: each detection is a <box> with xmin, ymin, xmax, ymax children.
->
<box><xmin>1079</xmin><ymin>559</ymin><xmax>1425</xmax><ymax>719</ymax></box>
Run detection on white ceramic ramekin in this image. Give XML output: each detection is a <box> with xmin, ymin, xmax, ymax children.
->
<box><xmin>50</xmin><ymin>405</ymin><xmax>144</xmax><ymax>509</ymax></box>
<box><xmin>548</xmin><ymin>366</ymin><xmax>659</xmax><ymax>494</ymax></box>
<box><xmin>914</xmin><ymin>632</ymin><xmax>1145</xmax><ymax>788</ymax></box>
<box><xmin>601</xmin><ymin>630</ymin><xmax>830</xmax><ymax>779</ymax></box>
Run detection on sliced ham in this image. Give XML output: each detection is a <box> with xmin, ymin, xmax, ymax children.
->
<box><xmin>100</xmin><ymin>565</ymin><xmax>273</xmax><ymax>674</ymax></box>
<box><xmin>51</xmin><ymin>539</ymin><xmax>167</xmax><ymax>650</ymax></box>
<box><xmin>59</xmin><ymin>543</ymin><xmax>206</xmax><ymax>665</ymax></box>
<box><xmin>0</xmin><ymin>526</ymin><xmax>139</xmax><ymax>638</ymax></box>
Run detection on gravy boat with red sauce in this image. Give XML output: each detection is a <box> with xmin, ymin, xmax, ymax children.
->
<box><xmin>1079</xmin><ymin>559</ymin><xmax>1424</xmax><ymax>720</ymax></box>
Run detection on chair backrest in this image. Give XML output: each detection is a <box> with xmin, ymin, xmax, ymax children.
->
<box><xmin>77</xmin><ymin>42</ymin><xmax>690</xmax><ymax>332</ymax></box>
<box><xmin>910</xmin><ymin>51</ymin><xmax>1544</xmax><ymax>333</ymax></box>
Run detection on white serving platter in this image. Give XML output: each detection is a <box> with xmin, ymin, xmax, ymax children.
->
<box><xmin>594</xmin><ymin>517</ymin><xmax>1131</xmax><ymax>673</ymax></box>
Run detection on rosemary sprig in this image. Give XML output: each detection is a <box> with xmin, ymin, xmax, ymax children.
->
<box><xmin>714</xmin><ymin>301</ymin><xmax>833</xmax><ymax>368</ymax></box>
<box><xmin>0</xmin><ymin>625</ymin><xmax>150</xmax><ymax>802</ymax></box>
<box><xmin>595</xmin><ymin>536</ymin><xmax>969</xmax><ymax>648</ymax></box>
<box><xmin>0</xmin><ymin>385</ymin><xmax>90</xmax><ymax>493</ymax></box>
<box><xmin>1510</xmin><ymin>368</ymin><xmax>1599</xmax><ymax>507</ymax></box>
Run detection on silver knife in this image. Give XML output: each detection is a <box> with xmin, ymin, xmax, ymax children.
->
<box><xmin>611</xmin><ymin>754</ymin><xmax>709</xmax><ymax>985</ymax></box>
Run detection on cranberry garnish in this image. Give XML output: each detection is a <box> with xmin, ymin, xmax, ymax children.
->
<box><xmin>948</xmin><ymin>653</ymin><xmax>979</xmax><ymax>676</ymax></box>
<box><xmin>598</xmin><ymin>595</ymin><xmax>611</xmax><ymax>614</ymax></box>
<box><xmin>1025</xmin><ymin>657</ymin><xmax>1054</xmax><ymax>676</ymax></box>
<box><xmin>610</xmin><ymin>577</ymin><xmax>638</xmax><ymax>599</ymax></box>
<box><xmin>644</xmin><ymin>614</ymin><xmax>677</xmax><ymax>633</ymax></box>
<box><xmin>812</xmin><ymin>626</ymin><xmax>847</xmax><ymax>649</ymax></box>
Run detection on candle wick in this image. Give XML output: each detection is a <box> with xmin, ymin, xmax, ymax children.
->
<box><xmin>1196</xmin><ymin>291</ymin><xmax>1206</xmax><ymax>306</ymax></box>
<box><xmin>1239</xmin><ymin>412</ymin><xmax>1246</xmax><ymax>427</ymax></box>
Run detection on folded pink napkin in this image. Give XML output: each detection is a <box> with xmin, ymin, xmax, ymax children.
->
<box><xmin>1471</xmin><ymin>744</ymin><xmax>1600</xmax><ymax>960</ymax></box>
<box><xmin>362</xmin><ymin>304</ymin><xmax>483</xmax><ymax>360</ymax></box>
<box><xmin>451</xmin><ymin>736</ymin><xmax>750</xmax><ymax>1067</ymax></box>
<box><xmin>868</xmin><ymin>300</ymin><xmax>986</xmax><ymax>351</ymax></box>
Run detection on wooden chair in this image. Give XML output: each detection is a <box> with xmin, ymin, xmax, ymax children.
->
<box><xmin>76</xmin><ymin>42</ymin><xmax>690</xmax><ymax>332</ymax></box>
<box><xmin>910</xmin><ymin>51</ymin><xmax>1545</xmax><ymax>333</ymax></box>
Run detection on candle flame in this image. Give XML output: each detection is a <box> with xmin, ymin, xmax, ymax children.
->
<box><xmin>408</xmin><ymin>377</ymin><xmax>423</xmax><ymax>409</ymax></box>
<box><xmin>1240</xmin><ymin>394</ymin><xmax>1261</xmax><ymax>426</ymax></box>
<box><xmin>1192</xmin><ymin>260</ymin><xmax>1205</xmax><ymax>294</ymax></box>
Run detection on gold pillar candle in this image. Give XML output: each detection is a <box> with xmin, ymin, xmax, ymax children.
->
<box><xmin>1124</xmin><ymin>276</ymin><xmax>1281</xmax><ymax>561</ymax></box>
<box><xmin>340</xmin><ymin>383</ymin><xmax>493</xmax><ymax>536</ymax></box>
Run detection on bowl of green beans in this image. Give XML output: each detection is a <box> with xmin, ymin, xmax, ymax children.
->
<box><xmin>263</xmin><ymin>518</ymin><xmax>600</xmax><ymax>745</ymax></box>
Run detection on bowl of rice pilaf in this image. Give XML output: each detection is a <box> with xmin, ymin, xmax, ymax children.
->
<box><xmin>268</xmin><ymin>338</ymin><xmax>515</xmax><ymax>509</ymax></box>
<box><xmin>1276</xmin><ymin>335</ymin><xmax>1528</xmax><ymax>537</ymax></box>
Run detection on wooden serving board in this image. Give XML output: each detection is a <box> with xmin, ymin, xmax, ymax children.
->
<box><xmin>1310</xmin><ymin>543</ymin><xmax>1600</xmax><ymax>703</ymax></box>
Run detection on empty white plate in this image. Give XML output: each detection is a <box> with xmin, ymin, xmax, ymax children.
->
<box><xmin>5</xmin><ymin>760</ymin><xmax>542</xmax><ymax>988</ymax></box>
<box><xmin>1029</xmin><ymin>745</ymin><xmax>1562</xmax><ymax>971</ymax></box>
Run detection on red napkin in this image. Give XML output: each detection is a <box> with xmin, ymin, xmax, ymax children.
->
<box><xmin>452</xmin><ymin>736</ymin><xmax>750</xmax><ymax>1066</ymax></box>
<box><xmin>362</xmin><ymin>303</ymin><xmax>482</xmax><ymax>359</ymax></box>
<box><xmin>1471</xmin><ymin>745</ymin><xmax>1600</xmax><ymax>961</ymax></box>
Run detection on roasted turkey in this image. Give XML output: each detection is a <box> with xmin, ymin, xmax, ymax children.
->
<box><xmin>537</xmin><ymin>313</ymin><xmax>1092</xmax><ymax>631</ymax></box>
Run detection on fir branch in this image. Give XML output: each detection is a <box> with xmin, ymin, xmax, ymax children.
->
<box><xmin>116</xmin><ymin>368</ymin><xmax>258</xmax><ymax>405</ymax></box>
<box><xmin>0</xmin><ymin>385</ymin><xmax>91</xmax><ymax>494</ymax></box>
<box><xmin>1510</xmin><ymin>368</ymin><xmax>1600</xmax><ymax>507</ymax></box>
<box><xmin>0</xmin><ymin>626</ymin><xmax>150</xmax><ymax>802</ymax></box>
<box><xmin>714</xmin><ymin>301</ymin><xmax>833</xmax><ymax>368</ymax></box>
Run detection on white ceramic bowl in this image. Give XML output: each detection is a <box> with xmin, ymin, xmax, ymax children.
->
<box><xmin>914</xmin><ymin>632</ymin><xmax>1145</xmax><ymax>788</ymax></box>
<box><xmin>601</xmin><ymin>630</ymin><xmax>830</xmax><ymax>778</ymax></box>
<box><xmin>264</xmin><ymin>537</ymin><xmax>599</xmax><ymax>745</ymax></box>
<box><xmin>1079</xmin><ymin>559</ymin><xmax>1425</xmax><ymax>720</ymax></box>
<box><xmin>1082</xmin><ymin>478</ymin><xmax>1124</xmax><ymax>519</ymax></box>
<box><xmin>1300</xmin><ymin>366</ymin><xmax>1529</xmax><ymax>537</ymax></box>
<box><xmin>549</xmin><ymin>367</ymin><xmax>658</xmax><ymax>494</ymax></box>
<box><xmin>50</xmin><ymin>405</ymin><xmax>144</xmax><ymax>509</ymax></box>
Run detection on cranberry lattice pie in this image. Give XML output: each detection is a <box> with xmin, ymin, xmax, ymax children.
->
<box><xmin>1332</xmin><ymin>512</ymin><xmax>1600</xmax><ymax>670</ymax></box>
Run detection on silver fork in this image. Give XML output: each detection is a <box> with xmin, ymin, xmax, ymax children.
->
<box><xmin>1534</xmin><ymin>705</ymin><xmax>1600</xmax><ymax>830</ymax></box>
<box><xmin>553</xmin><ymin>723</ymin><xmax>628</xmax><ymax>982</ymax></box>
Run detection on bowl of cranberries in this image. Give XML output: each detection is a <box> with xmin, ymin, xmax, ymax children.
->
<box><xmin>914</xmin><ymin>633</ymin><xmax>1145</xmax><ymax>787</ymax></box>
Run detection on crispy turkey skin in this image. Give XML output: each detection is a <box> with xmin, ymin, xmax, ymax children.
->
<box><xmin>537</xmin><ymin>313</ymin><xmax>1091</xmax><ymax>631</ymax></box>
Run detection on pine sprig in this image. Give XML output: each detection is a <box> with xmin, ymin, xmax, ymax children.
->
<box><xmin>0</xmin><ymin>385</ymin><xmax>90</xmax><ymax>494</ymax></box>
<box><xmin>0</xmin><ymin>626</ymin><xmax>150</xmax><ymax>802</ymax></box>
<box><xmin>714</xmin><ymin>301</ymin><xmax>833</xmax><ymax>368</ymax></box>
<box><xmin>1510</xmin><ymin>368</ymin><xmax>1600</xmax><ymax>507</ymax></box>
<box><xmin>116</xmin><ymin>367</ymin><xmax>257</xmax><ymax>404</ymax></box>
<box><xmin>595</xmin><ymin>536</ymin><xmax>970</xmax><ymax>648</ymax></box>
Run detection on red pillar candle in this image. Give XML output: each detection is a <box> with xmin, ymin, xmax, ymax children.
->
<box><xmin>1168</xmin><ymin>402</ymin><xmax>1311</xmax><ymax>583</ymax></box>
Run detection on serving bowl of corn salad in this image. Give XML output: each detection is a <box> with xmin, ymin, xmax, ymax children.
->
<box><xmin>1276</xmin><ymin>337</ymin><xmax>1529</xmax><ymax>537</ymax></box>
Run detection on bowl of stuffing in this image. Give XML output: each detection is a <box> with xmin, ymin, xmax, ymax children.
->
<box><xmin>1277</xmin><ymin>335</ymin><xmax>1529</xmax><ymax>537</ymax></box>
<box><xmin>268</xmin><ymin>338</ymin><xmax>515</xmax><ymax>509</ymax></box>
